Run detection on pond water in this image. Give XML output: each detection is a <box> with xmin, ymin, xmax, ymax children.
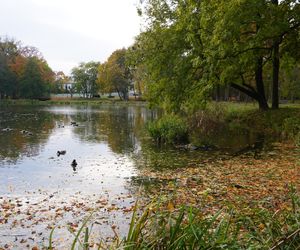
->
<box><xmin>0</xmin><ymin>104</ymin><xmax>268</xmax><ymax>249</ymax></box>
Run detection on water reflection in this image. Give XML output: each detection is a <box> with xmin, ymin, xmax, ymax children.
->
<box><xmin>0</xmin><ymin>107</ymin><xmax>55</xmax><ymax>165</ymax></box>
<box><xmin>0</xmin><ymin>105</ymin><xmax>158</xmax><ymax>195</ymax></box>
<box><xmin>0</xmin><ymin>104</ymin><xmax>269</xmax><ymax>173</ymax></box>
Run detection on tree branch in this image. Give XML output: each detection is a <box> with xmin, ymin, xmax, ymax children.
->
<box><xmin>230</xmin><ymin>83</ymin><xmax>259</xmax><ymax>100</ymax></box>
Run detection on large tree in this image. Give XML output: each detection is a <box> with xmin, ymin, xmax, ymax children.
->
<box><xmin>133</xmin><ymin>0</ymin><xmax>300</xmax><ymax>111</ymax></box>
<box><xmin>0</xmin><ymin>37</ymin><xmax>54</xmax><ymax>99</ymax></box>
<box><xmin>0</xmin><ymin>37</ymin><xmax>20</xmax><ymax>98</ymax></box>
<box><xmin>97</xmin><ymin>48</ymin><xmax>132</xmax><ymax>100</ymax></box>
<box><xmin>19</xmin><ymin>57</ymin><xmax>50</xmax><ymax>99</ymax></box>
<box><xmin>71</xmin><ymin>61</ymin><xmax>100</xmax><ymax>98</ymax></box>
<box><xmin>128</xmin><ymin>1</ymin><xmax>200</xmax><ymax>111</ymax></box>
<box><xmin>0</xmin><ymin>53</ymin><xmax>16</xmax><ymax>99</ymax></box>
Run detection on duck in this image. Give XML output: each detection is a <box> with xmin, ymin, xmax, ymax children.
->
<box><xmin>57</xmin><ymin>150</ymin><xmax>66</xmax><ymax>156</ymax></box>
<box><xmin>20</xmin><ymin>130</ymin><xmax>33</xmax><ymax>135</ymax></box>
<box><xmin>71</xmin><ymin>159</ymin><xmax>78</xmax><ymax>167</ymax></box>
<box><xmin>71</xmin><ymin>159</ymin><xmax>78</xmax><ymax>171</ymax></box>
<box><xmin>2</xmin><ymin>128</ymin><xmax>13</xmax><ymax>132</ymax></box>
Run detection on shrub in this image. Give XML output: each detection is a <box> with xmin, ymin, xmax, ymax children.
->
<box><xmin>148</xmin><ymin>114</ymin><xmax>188</xmax><ymax>144</ymax></box>
<box><xmin>282</xmin><ymin>117</ymin><xmax>300</xmax><ymax>140</ymax></box>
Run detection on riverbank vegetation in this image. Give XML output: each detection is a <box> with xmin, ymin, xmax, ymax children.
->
<box><xmin>147</xmin><ymin>103</ymin><xmax>300</xmax><ymax>147</ymax></box>
<box><xmin>50</xmin><ymin>186</ymin><xmax>300</xmax><ymax>249</ymax></box>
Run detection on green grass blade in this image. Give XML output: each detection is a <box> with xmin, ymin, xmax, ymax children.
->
<box><xmin>48</xmin><ymin>226</ymin><xmax>55</xmax><ymax>250</ymax></box>
<box><xmin>71</xmin><ymin>212</ymin><xmax>94</xmax><ymax>250</ymax></box>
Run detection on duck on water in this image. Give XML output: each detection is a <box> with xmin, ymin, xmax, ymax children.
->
<box><xmin>57</xmin><ymin>150</ymin><xmax>66</xmax><ymax>156</ymax></box>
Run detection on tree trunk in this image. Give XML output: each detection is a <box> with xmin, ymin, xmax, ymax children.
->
<box><xmin>272</xmin><ymin>40</ymin><xmax>280</xmax><ymax>109</ymax></box>
<box><xmin>271</xmin><ymin>0</ymin><xmax>280</xmax><ymax>109</ymax></box>
<box><xmin>255</xmin><ymin>57</ymin><xmax>269</xmax><ymax>110</ymax></box>
<box><xmin>216</xmin><ymin>84</ymin><xmax>221</xmax><ymax>101</ymax></box>
<box><xmin>230</xmin><ymin>58</ymin><xmax>268</xmax><ymax>110</ymax></box>
<box><xmin>116</xmin><ymin>88</ymin><xmax>123</xmax><ymax>100</ymax></box>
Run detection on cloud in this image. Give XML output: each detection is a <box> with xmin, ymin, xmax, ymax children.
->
<box><xmin>0</xmin><ymin>0</ymin><xmax>141</xmax><ymax>74</ymax></box>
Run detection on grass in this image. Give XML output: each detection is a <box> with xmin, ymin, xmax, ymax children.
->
<box><xmin>0</xmin><ymin>97</ymin><xmax>146</xmax><ymax>106</ymax></box>
<box><xmin>147</xmin><ymin>102</ymin><xmax>300</xmax><ymax>146</ymax></box>
<box><xmin>147</xmin><ymin>114</ymin><xmax>189</xmax><ymax>144</ymax></box>
<box><xmin>47</xmin><ymin>187</ymin><xmax>300</xmax><ymax>249</ymax></box>
<box><xmin>187</xmin><ymin>102</ymin><xmax>300</xmax><ymax>145</ymax></box>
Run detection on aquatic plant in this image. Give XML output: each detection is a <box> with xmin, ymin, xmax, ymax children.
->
<box><xmin>147</xmin><ymin>114</ymin><xmax>188</xmax><ymax>144</ymax></box>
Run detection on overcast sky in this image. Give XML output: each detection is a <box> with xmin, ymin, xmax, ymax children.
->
<box><xmin>0</xmin><ymin>0</ymin><xmax>141</xmax><ymax>74</ymax></box>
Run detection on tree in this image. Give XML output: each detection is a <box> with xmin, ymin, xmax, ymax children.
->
<box><xmin>0</xmin><ymin>37</ymin><xmax>20</xmax><ymax>98</ymax></box>
<box><xmin>133</xmin><ymin>0</ymin><xmax>300</xmax><ymax>111</ymax></box>
<box><xmin>128</xmin><ymin>1</ymin><xmax>199</xmax><ymax>111</ymax></box>
<box><xmin>52</xmin><ymin>71</ymin><xmax>70</xmax><ymax>94</ymax></box>
<box><xmin>280</xmin><ymin>57</ymin><xmax>300</xmax><ymax>101</ymax></box>
<box><xmin>0</xmin><ymin>36</ymin><xmax>54</xmax><ymax>99</ymax></box>
<box><xmin>0</xmin><ymin>53</ymin><xmax>16</xmax><ymax>99</ymax></box>
<box><xmin>72</xmin><ymin>61</ymin><xmax>100</xmax><ymax>98</ymax></box>
<box><xmin>200</xmin><ymin>0</ymin><xmax>271</xmax><ymax>110</ymax></box>
<box><xmin>97</xmin><ymin>49</ymin><xmax>132</xmax><ymax>100</ymax></box>
<box><xmin>19</xmin><ymin>57</ymin><xmax>50</xmax><ymax>99</ymax></box>
<box><xmin>98</xmin><ymin>63</ymin><xmax>114</xmax><ymax>95</ymax></box>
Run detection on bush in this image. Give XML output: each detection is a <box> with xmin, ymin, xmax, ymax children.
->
<box><xmin>282</xmin><ymin>117</ymin><xmax>300</xmax><ymax>140</ymax></box>
<box><xmin>148</xmin><ymin>114</ymin><xmax>188</xmax><ymax>144</ymax></box>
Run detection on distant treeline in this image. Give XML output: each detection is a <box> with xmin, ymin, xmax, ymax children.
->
<box><xmin>0</xmin><ymin>37</ymin><xmax>56</xmax><ymax>99</ymax></box>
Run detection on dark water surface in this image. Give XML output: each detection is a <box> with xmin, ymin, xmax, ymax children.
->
<box><xmin>0</xmin><ymin>104</ymin><xmax>267</xmax><ymax>248</ymax></box>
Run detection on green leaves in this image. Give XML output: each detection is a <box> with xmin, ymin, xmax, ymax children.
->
<box><xmin>147</xmin><ymin>114</ymin><xmax>188</xmax><ymax>144</ymax></box>
<box><xmin>19</xmin><ymin>57</ymin><xmax>50</xmax><ymax>99</ymax></box>
<box><xmin>98</xmin><ymin>48</ymin><xmax>131</xmax><ymax>100</ymax></box>
<box><xmin>71</xmin><ymin>61</ymin><xmax>100</xmax><ymax>98</ymax></box>
<box><xmin>132</xmin><ymin>0</ymin><xmax>300</xmax><ymax>111</ymax></box>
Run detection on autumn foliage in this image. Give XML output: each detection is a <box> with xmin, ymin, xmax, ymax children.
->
<box><xmin>0</xmin><ymin>37</ymin><xmax>54</xmax><ymax>99</ymax></box>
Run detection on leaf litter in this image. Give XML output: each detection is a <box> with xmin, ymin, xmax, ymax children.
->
<box><xmin>0</xmin><ymin>142</ymin><xmax>299</xmax><ymax>249</ymax></box>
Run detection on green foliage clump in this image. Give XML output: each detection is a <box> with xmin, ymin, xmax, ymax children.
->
<box><xmin>282</xmin><ymin>117</ymin><xmax>300</xmax><ymax>140</ymax></box>
<box><xmin>283</xmin><ymin>117</ymin><xmax>300</xmax><ymax>135</ymax></box>
<box><xmin>148</xmin><ymin>114</ymin><xmax>188</xmax><ymax>144</ymax></box>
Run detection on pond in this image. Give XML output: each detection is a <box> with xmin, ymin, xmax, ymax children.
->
<box><xmin>0</xmin><ymin>104</ymin><xmax>270</xmax><ymax>249</ymax></box>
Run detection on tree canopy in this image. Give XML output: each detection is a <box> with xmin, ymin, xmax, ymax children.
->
<box><xmin>98</xmin><ymin>48</ymin><xmax>132</xmax><ymax>100</ymax></box>
<box><xmin>71</xmin><ymin>61</ymin><xmax>100</xmax><ymax>98</ymax></box>
<box><xmin>0</xmin><ymin>37</ymin><xmax>54</xmax><ymax>99</ymax></box>
<box><xmin>129</xmin><ymin>0</ymin><xmax>300</xmax><ymax>112</ymax></box>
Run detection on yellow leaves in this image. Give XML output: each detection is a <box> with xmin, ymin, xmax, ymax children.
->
<box><xmin>258</xmin><ymin>223</ymin><xmax>265</xmax><ymax>230</ymax></box>
<box><xmin>167</xmin><ymin>201</ymin><xmax>175</xmax><ymax>212</ymax></box>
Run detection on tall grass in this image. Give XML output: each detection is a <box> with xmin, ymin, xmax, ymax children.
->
<box><xmin>147</xmin><ymin>114</ymin><xmax>188</xmax><ymax>144</ymax></box>
<box><xmin>48</xmin><ymin>188</ymin><xmax>300</xmax><ymax>249</ymax></box>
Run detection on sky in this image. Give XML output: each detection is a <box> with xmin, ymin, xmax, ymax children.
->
<box><xmin>0</xmin><ymin>0</ymin><xmax>142</xmax><ymax>74</ymax></box>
